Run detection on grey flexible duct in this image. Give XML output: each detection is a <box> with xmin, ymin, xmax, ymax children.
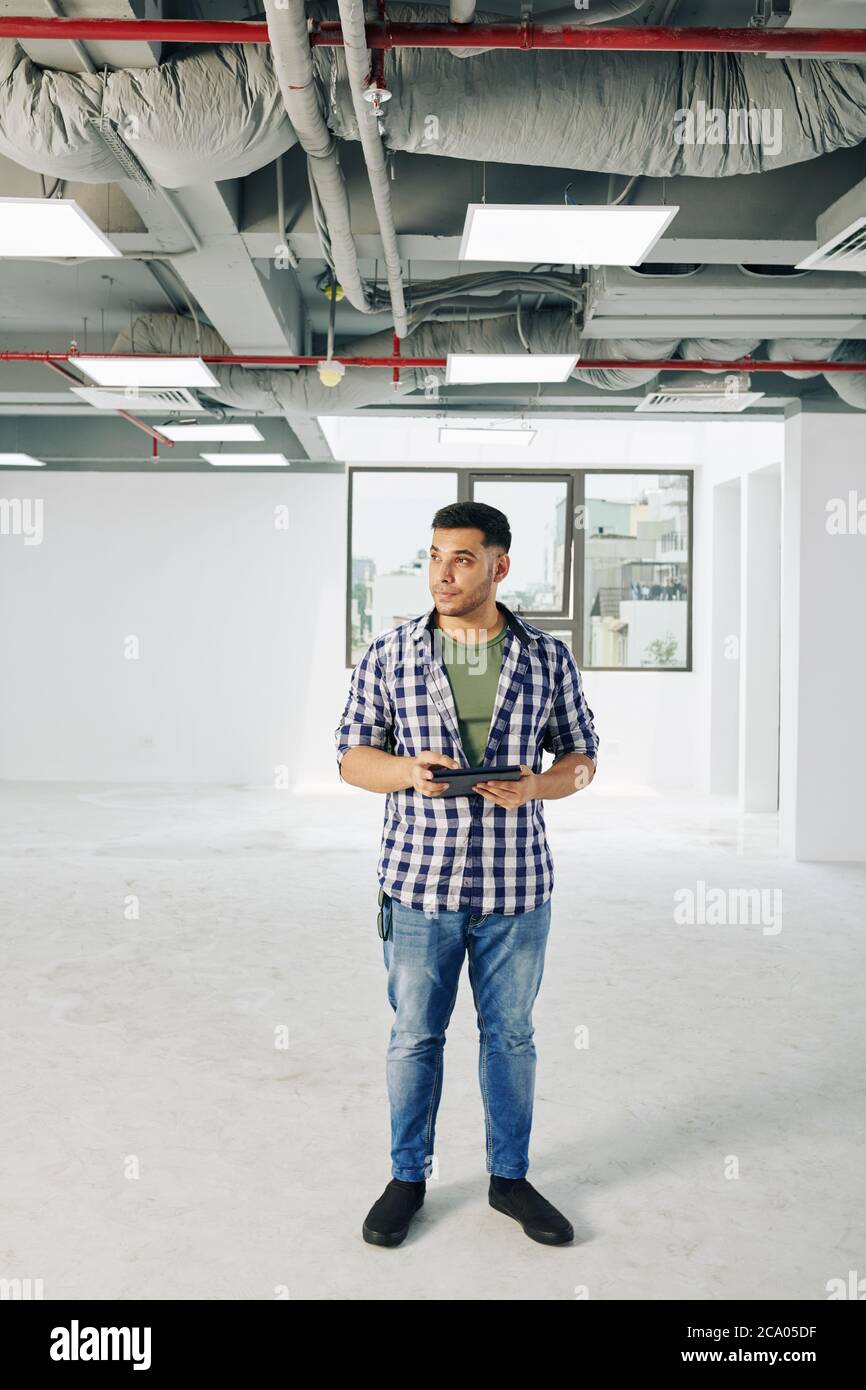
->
<box><xmin>263</xmin><ymin>0</ymin><xmax>371</xmax><ymax>316</ymax></box>
<box><xmin>111</xmin><ymin>311</ymin><xmax>866</xmax><ymax>416</ymax></box>
<box><xmin>335</xmin><ymin>0</ymin><xmax>409</xmax><ymax>338</ymax></box>
<box><xmin>5</xmin><ymin>7</ymin><xmax>866</xmax><ymax>182</ymax></box>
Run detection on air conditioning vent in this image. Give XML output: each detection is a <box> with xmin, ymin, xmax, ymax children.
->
<box><xmin>636</xmin><ymin>391</ymin><xmax>765</xmax><ymax>414</ymax></box>
<box><xmin>798</xmin><ymin>179</ymin><xmax>866</xmax><ymax>272</ymax></box>
<box><xmin>797</xmin><ymin>219</ymin><xmax>866</xmax><ymax>273</ymax></box>
<box><xmin>70</xmin><ymin>386</ymin><xmax>207</xmax><ymax>413</ymax></box>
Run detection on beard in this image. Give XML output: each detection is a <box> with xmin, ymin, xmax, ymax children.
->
<box><xmin>435</xmin><ymin>577</ymin><xmax>494</xmax><ymax>617</ymax></box>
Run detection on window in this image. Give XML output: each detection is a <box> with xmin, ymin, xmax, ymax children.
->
<box><xmin>346</xmin><ymin>467</ymin><xmax>692</xmax><ymax>671</ymax></box>
<box><xmin>471</xmin><ymin>475</ymin><xmax>572</xmax><ymax>615</ymax></box>
<box><xmin>582</xmin><ymin>472</ymin><xmax>691</xmax><ymax>670</ymax></box>
<box><xmin>347</xmin><ymin>469</ymin><xmax>458</xmax><ymax>666</ymax></box>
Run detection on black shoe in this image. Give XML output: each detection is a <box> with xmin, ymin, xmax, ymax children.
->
<box><xmin>488</xmin><ymin>1177</ymin><xmax>574</xmax><ymax>1245</ymax></box>
<box><xmin>363</xmin><ymin>1178</ymin><xmax>426</xmax><ymax>1247</ymax></box>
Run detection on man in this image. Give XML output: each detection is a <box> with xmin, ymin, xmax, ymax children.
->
<box><xmin>335</xmin><ymin>501</ymin><xmax>599</xmax><ymax>1248</ymax></box>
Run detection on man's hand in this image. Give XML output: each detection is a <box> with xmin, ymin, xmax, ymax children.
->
<box><xmin>474</xmin><ymin>764</ymin><xmax>538</xmax><ymax>809</ymax></box>
<box><xmin>409</xmin><ymin>751</ymin><xmax>461</xmax><ymax>797</ymax></box>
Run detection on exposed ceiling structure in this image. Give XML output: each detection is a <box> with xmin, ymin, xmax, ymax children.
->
<box><xmin>1</xmin><ymin>0</ymin><xmax>866</xmax><ymax>467</ymax></box>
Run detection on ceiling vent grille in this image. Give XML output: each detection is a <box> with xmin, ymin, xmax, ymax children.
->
<box><xmin>798</xmin><ymin>179</ymin><xmax>866</xmax><ymax>272</ymax></box>
<box><xmin>636</xmin><ymin>391</ymin><xmax>765</xmax><ymax>414</ymax></box>
<box><xmin>797</xmin><ymin>218</ymin><xmax>866</xmax><ymax>273</ymax></box>
<box><xmin>70</xmin><ymin>386</ymin><xmax>206</xmax><ymax>413</ymax></box>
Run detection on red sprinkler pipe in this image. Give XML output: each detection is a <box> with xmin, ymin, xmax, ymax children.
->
<box><xmin>43</xmin><ymin>359</ymin><xmax>175</xmax><ymax>446</ymax></box>
<box><xmin>0</xmin><ymin>16</ymin><xmax>865</xmax><ymax>53</ymax></box>
<box><xmin>6</xmin><ymin>351</ymin><xmax>866</xmax><ymax>373</ymax></box>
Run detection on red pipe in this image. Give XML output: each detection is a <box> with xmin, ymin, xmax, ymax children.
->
<box><xmin>9</xmin><ymin>351</ymin><xmax>866</xmax><ymax>372</ymax></box>
<box><xmin>44</xmin><ymin>359</ymin><xmax>175</xmax><ymax>446</ymax></box>
<box><xmin>1</xmin><ymin>17</ymin><xmax>866</xmax><ymax>53</ymax></box>
<box><xmin>392</xmin><ymin>332</ymin><xmax>401</xmax><ymax>384</ymax></box>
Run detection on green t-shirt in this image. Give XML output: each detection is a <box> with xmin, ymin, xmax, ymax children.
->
<box><xmin>437</xmin><ymin>622</ymin><xmax>508</xmax><ymax>766</ymax></box>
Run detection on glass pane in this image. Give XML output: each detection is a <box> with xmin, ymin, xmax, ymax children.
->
<box><xmin>472</xmin><ymin>478</ymin><xmax>569</xmax><ymax>612</ymax></box>
<box><xmin>583</xmin><ymin>473</ymin><xmax>690</xmax><ymax>669</ymax></box>
<box><xmin>350</xmin><ymin>471</ymin><xmax>458</xmax><ymax>663</ymax></box>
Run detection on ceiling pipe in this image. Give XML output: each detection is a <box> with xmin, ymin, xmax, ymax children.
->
<box><xmin>2</xmin><ymin>17</ymin><xmax>866</xmax><ymax>53</ymax></box>
<box><xmin>6</xmin><ymin>352</ymin><xmax>866</xmax><ymax>373</ymax></box>
<box><xmin>263</xmin><ymin>0</ymin><xmax>371</xmax><ymax>315</ymax></box>
<box><xmin>447</xmin><ymin>1</ymin><xmax>646</xmax><ymax>57</ymax></box>
<box><xmin>335</xmin><ymin>0</ymin><xmax>409</xmax><ymax>338</ymax></box>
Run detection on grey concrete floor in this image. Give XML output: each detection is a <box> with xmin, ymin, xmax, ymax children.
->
<box><xmin>1</xmin><ymin>782</ymin><xmax>864</xmax><ymax>1301</ymax></box>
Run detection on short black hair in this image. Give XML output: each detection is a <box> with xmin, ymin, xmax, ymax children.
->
<box><xmin>431</xmin><ymin>501</ymin><xmax>511</xmax><ymax>554</ymax></box>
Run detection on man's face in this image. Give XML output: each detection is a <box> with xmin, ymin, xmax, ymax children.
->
<box><xmin>428</xmin><ymin>527</ymin><xmax>508</xmax><ymax>617</ymax></box>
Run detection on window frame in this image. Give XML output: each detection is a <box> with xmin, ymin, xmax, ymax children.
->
<box><xmin>346</xmin><ymin>464</ymin><xmax>693</xmax><ymax>673</ymax></box>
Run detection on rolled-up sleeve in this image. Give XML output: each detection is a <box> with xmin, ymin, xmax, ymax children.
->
<box><xmin>542</xmin><ymin>644</ymin><xmax>599</xmax><ymax>766</ymax></box>
<box><xmin>335</xmin><ymin>643</ymin><xmax>394</xmax><ymax>782</ymax></box>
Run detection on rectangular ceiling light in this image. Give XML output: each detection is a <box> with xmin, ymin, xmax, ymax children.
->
<box><xmin>74</xmin><ymin>356</ymin><xmax>219</xmax><ymax>388</ymax></box>
<box><xmin>0</xmin><ymin>197</ymin><xmax>121</xmax><ymax>258</ymax></box>
<box><xmin>446</xmin><ymin>353</ymin><xmax>578</xmax><ymax>384</ymax></box>
<box><xmin>438</xmin><ymin>426</ymin><xmax>536</xmax><ymax>447</ymax></box>
<box><xmin>201</xmin><ymin>453</ymin><xmax>291</xmax><ymax>467</ymax></box>
<box><xmin>459</xmin><ymin>203</ymin><xmax>679</xmax><ymax>266</ymax></box>
<box><xmin>160</xmin><ymin>423</ymin><xmax>264</xmax><ymax>443</ymax></box>
<box><xmin>0</xmin><ymin>452</ymin><xmax>46</xmax><ymax>466</ymax></box>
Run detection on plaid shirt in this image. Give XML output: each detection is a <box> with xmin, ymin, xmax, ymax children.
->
<box><xmin>335</xmin><ymin>601</ymin><xmax>599</xmax><ymax>915</ymax></box>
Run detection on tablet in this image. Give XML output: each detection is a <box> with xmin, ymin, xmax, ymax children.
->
<box><xmin>425</xmin><ymin>764</ymin><xmax>523</xmax><ymax>796</ymax></box>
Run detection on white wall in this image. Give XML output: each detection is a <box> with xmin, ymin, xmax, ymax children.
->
<box><xmin>0</xmin><ymin>470</ymin><xmax>346</xmax><ymax>786</ymax></box>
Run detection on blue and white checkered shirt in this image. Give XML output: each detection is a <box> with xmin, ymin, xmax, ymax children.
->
<box><xmin>335</xmin><ymin>601</ymin><xmax>599</xmax><ymax>915</ymax></box>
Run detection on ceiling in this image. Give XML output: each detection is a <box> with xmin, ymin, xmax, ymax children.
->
<box><xmin>1</xmin><ymin>0</ymin><xmax>866</xmax><ymax>467</ymax></box>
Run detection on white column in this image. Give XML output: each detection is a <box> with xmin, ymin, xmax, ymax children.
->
<box><xmin>780</xmin><ymin>414</ymin><xmax>866</xmax><ymax>861</ymax></box>
<box><xmin>738</xmin><ymin>466</ymin><xmax>781</xmax><ymax>812</ymax></box>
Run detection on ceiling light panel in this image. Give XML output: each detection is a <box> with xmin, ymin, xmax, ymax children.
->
<box><xmin>0</xmin><ymin>453</ymin><xmax>46</xmax><ymax>466</ymax></box>
<box><xmin>459</xmin><ymin>203</ymin><xmax>679</xmax><ymax>266</ymax></box>
<box><xmin>446</xmin><ymin>354</ymin><xmax>578</xmax><ymax>384</ymax></box>
<box><xmin>160</xmin><ymin>424</ymin><xmax>264</xmax><ymax>442</ymax></box>
<box><xmin>438</xmin><ymin>427</ymin><xmax>536</xmax><ymax>447</ymax></box>
<box><xmin>74</xmin><ymin>356</ymin><xmax>219</xmax><ymax>388</ymax></box>
<box><xmin>0</xmin><ymin>198</ymin><xmax>122</xmax><ymax>258</ymax></box>
<box><xmin>200</xmin><ymin>454</ymin><xmax>291</xmax><ymax>467</ymax></box>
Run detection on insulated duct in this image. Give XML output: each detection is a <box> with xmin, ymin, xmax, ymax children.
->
<box><xmin>0</xmin><ymin>37</ymin><xmax>295</xmax><ymax>185</ymax></box>
<box><xmin>4</xmin><ymin>5</ymin><xmax>866</xmax><ymax>182</ymax></box>
<box><xmin>263</xmin><ymin>0</ymin><xmax>371</xmax><ymax>315</ymax></box>
<box><xmin>110</xmin><ymin>312</ymin><xmax>866</xmax><ymax>415</ymax></box>
<box><xmin>335</xmin><ymin>0</ymin><xmax>409</xmax><ymax>337</ymax></box>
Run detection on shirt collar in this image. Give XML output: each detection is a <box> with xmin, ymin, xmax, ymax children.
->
<box><xmin>410</xmin><ymin>599</ymin><xmax>537</xmax><ymax>648</ymax></box>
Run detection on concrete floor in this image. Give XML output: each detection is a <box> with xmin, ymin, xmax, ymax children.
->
<box><xmin>1</xmin><ymin>781</ymin><xmax>864</xmax><ymax>1301</ymax></box>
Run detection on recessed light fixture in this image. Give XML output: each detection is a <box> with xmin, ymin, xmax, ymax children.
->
<box><xmin>74</xmin><ymin>356</ymin><xmax>219</xmax><ymax>388</ymax></box>
<box><xmin>0</xmin><ymin>197</ymin><xmax>121</xmax><ymax>258</ymax></box>
<box><xmin>160</xmin><ymin>423</ymin><xmax>264</xmax><ymax>443</ymax></box>
<box><xmin>459</xmin><ymin>203</ymin><xmax>679</xmax><ymax>266</ymax></box>
<box><xmin>200</xmin><ymin>453</ymin><xmax>291</xmax><ymax>467</ymax></box>
<box><xmin>438</xmin><ymin>426</ymin><xmax>536</xmax><ymax>448</ymax></box>
<box><xmin>0</xmin><ymin>452</ymin><xmax>46</xmax><ymax>466</ymax></box>
<box><xmin>446</xmin><ymin>353</ymin><xmax>579</xmax><ymax>384</ymax></box>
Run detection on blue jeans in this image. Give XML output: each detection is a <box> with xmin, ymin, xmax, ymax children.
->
<box><xmin>382</xmin><ymin>896</ymin><xmax>552</xmax><ymax>1182</ymax></box>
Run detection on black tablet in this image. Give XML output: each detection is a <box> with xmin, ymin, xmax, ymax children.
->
<box><xmin>425</xmin><ymin>764</ymin><xmax>523</xmax><ymax>796</ymax></box>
